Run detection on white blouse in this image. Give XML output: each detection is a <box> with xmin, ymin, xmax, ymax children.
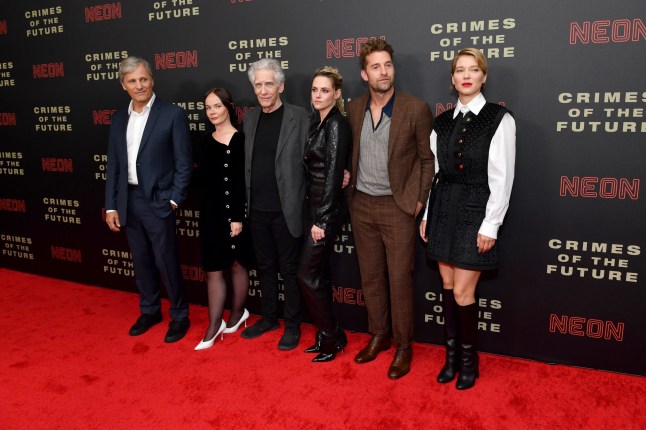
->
<box><xmin>423</xmin><ymin>93</ymin><xmax>516</xmax><ymax>240</ymax></box>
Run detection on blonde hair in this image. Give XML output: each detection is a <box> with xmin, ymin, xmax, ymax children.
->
<box><xmin>312</xmin><ymin>66</ymin><xmax>344</xmax><ymax>114</ymax></box>
<box><xmin>450</xmin><ymin>48</ymin><xmax>488</xmax><ymax>92</ymax></box>
<box><xmin>451</xmin><ymin>48</ymin><xmax>488</xmax><ymax>75</ymax></box>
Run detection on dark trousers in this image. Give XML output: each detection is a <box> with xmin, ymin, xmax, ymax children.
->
<box><xmin>249</xmin><ymin>210</ymin><xmax>302</xmax><ymax>329</ymax></box>
<box><xmin>125</xmin><ymin>187</ymin><xmax>188</xmax><ymax>320</ymax></box>
<box><xmin>297</xmin><ymin>211</ymin><xmax>343</xmax><ymax>334</ymax></box>
<box><xmin>350</xmin><ymin>191</ymin><xmax>416</xmax><ymax>346</ymax></box>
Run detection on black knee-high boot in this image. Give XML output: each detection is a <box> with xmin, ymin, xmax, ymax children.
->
<box><xmin>437</xmin><ymin>290</ymin><xmax>459</xmax><ymax>383</ymax></box>
<box><xmin>456</xmin><ymin>302</ymin><xmax>479</xmax><ymax>390</ymax></box>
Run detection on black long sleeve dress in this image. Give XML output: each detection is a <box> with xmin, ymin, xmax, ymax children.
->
<box><xmin>198</xmin><ymin>131</ymin><xmax>253</xmax><ymax>271</ymax></box>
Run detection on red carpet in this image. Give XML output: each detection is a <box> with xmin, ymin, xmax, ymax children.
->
<box><xmin>1</xmin><ymin>268</ymin><xmax>644</xmax><ymax>430</ymax></box>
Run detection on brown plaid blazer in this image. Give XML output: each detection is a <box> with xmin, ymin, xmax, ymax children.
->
<box><xmin>346</xmin><ymin>91</ymin><xmax>434</xmax><ymax>216</ymax></box>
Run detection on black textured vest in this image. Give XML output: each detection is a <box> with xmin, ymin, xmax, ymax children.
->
<box><xmin>435</xmin><ymin>102</ymin><xmax>508</xmax><ymax>183</ymax></box>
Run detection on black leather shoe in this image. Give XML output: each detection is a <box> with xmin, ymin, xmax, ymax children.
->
<box><xmin>304</xmin><ymin>331</ymin><xmax>323</xmax><ymax>353</ymax></box>
<box><xmin>129</xmin><ymin>312</ymin><xmax>162</xmax><ymax>336</ymax></box>
<box><xmin>312</xmin><ymin>329</ymin><xmax>347</xmax><ymax>362</ymax></box>
<box><xmin>164</xmin><ymin>318</ymin><xmax>190</xmax><ymax>343</ymax></box>
<box><xmin>240</xmin><ymin>319</ymin><xmax>279</xmax><ymax>339</ymax></box>
<box><xmin>278</xmin><ymin>327</ymin><xmax>301</xmax><ymax>351</ymax></box>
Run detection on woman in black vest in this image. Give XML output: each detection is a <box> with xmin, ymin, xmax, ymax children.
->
<box><xmin>420</xmin><ymin>48</ymin><xmax>516</xmax><ymax>389</ymax></box>
<box><xmin>297</xmin><ymin>66</ymin><xmax>352</xmax><ymax>362</ymax></box>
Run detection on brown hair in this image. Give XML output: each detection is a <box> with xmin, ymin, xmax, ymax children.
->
<box><xmin>204</xmin><ymin>87</ymin><xmax>238</xmax><ymax>128</ymax></box>
<box><xmin>359</xmin><ymin>39</ymin><xmax>394</xmax><ymax>70</ymax></box>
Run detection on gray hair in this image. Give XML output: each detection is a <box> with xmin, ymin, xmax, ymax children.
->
<box><xmin>247</xmin><ymin>58</ymin><xmax>285</xmax><ymax>85</ymax></box>
<box><xmin>118</xmin><ymin>56</ymin><xmax>154</xmax><ymax>83</ymax></box>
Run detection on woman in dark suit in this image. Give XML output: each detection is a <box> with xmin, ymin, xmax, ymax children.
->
<box><xmin>297</xmin><ymin>66</ymin><xmax>352</xmax><ymax>362</ymax></box>
<box><xmin>420</xmin><ymin>48</ymin><xmax>516</xmax><ymax>389</ymax></box>
<box><xmin>195</xmin><ymin>88</ymin><xmax>253</xmax><ymax>350</ymax></box>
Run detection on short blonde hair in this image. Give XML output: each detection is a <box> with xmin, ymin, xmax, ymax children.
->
<box><xmin>451</xmin><ymin>48</ymin><xmax>488</xmax><ymax>76</ymax></box>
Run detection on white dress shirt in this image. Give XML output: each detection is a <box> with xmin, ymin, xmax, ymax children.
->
<box><xmin>423</xmin><ymin>93</ymin><xmax>516</xmax><ymax>239</ymax></box>
<box><xmin>126</xmin><ymin>93</ymin><xmax>156</xmax><ymax>185</ymax></box>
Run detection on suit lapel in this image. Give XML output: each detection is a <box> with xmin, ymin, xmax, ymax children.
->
<box><xmin>137</xmin><ymin>98</ymin><xmax>161</xmax><ymax>157</ymax></box>
<box><xmin>276</xmin><ymin>104</ymin><xmax>294</xmax><ymax>161</ymax></box>
<box><xmin>351</xmin><ymin>94</ymin><xmax>369</xmax><ymax>179</ymax></box>
<box><xmin>246</xmin><ymin>108</ymin><xmax>260</xmax><ymax>163</ymax></box>
<box><xmin>116</xmin><ymin>110</ymin><xmax>129</xmax><ymax>160</ymax></box>
<box><xmin>388</xmin><ymin>92</ymin><xmax>404</xmax><ymax>161</ymax></box>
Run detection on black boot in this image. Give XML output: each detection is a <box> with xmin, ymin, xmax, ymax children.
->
<box><xmin>456</xmin><ymin>302</ymin><xmax>479</xmax><ymax>390</ymax></box>
<box><xmin>304</xmin><ymin>331</ymin><xmax>323</xmax><ymax>353</ymax></box>
<box><xmin>437</xmin><ymin>290</ymin><xmax>460</xmax><ymax>383</ymax></box>
<box><xmin>312</xmin><ymin>327</ymin><xmax>347</xmax><ymax>362</ymax></box>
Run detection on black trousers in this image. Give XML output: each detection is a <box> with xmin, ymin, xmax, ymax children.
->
<box><xmin>125</xmin><ymin>187</ymin><xmax>188</xmax><ymax>320</ymax></box>
<box><xmin>297</xmin><ymin>207</ymin><xmax>345</xmax><ymax>334</ymax></box>
<box><xmin>249</xmin><ymin>210</ymin><xmax>302</xmax><ymax>329</ymax></box>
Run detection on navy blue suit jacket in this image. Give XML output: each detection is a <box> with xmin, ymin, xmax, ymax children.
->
<box><xmin>105</xmin><ymin>97</ymin><xmax>193</xmax><ymax>225</ymax></box>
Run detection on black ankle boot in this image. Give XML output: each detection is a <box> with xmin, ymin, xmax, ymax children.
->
<box><xmin>437</xmin><ymin>290</ymin><xmax>459</xmax><ymax>383</ymax></box>
<box><xmin>304</xmin><ymin>331</ymin><xmax>323</xmax><ymax>353</ymax></box>
<box><xmin>312</xmin><ymin>327</ymin><xmax>346</xmax><ymax>362</ymax></box>
<box><xmin>456</xmin><ymin>302</ymin><xmax>479</xmax><ymax>390</ymax></box>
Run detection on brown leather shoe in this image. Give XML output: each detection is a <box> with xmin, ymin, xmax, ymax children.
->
<box><xmin>387</xmin><ymin>345</ymin><xmax>412</xmax><ymax>379</ymax></box>
<box><xmin>354</xmin><ymin>335</ymin><xmax>391</xmax><ymax>364</ymax></box>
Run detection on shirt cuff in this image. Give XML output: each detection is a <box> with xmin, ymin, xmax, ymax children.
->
<box><xmin>478</xmin><ymin>220</ymin><xmax>499</xmax><ymax>239</ymax></box>
<box><xmin>106</xmin><ymin>209</ymin><xmax>116</xmax><ymax>213</ymax></box>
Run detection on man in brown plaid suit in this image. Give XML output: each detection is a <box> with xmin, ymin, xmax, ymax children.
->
<box><xmin>346</xmin><ymin>39</ymin><xmax>434</xmax><ymax>379</ymax></box>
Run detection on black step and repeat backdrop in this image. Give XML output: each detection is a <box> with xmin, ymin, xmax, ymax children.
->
<box><xmin>1</xmin><ymin>1</ymin><xmax>644</xmax><ymax>375</ymax></box>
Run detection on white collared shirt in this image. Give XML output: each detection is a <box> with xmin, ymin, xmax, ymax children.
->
<box><xmin>126</xmin><ymin>93</ymin><xmax>156</xmax><ymax>185</ymax></box>
<box><xmin>424</xmin><ymin>93</ymin><xmax>516</xmax><ymax>239</ymax></box>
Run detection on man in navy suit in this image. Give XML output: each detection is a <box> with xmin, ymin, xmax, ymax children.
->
<box><xmin>105</xmin><ymin>56</ymin><xmax>193</xmax><ymax>343</ymax></box>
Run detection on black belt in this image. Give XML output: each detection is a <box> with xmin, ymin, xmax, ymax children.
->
<box><xmin>128</xmin><ymin>183</ymin><xmax>140</xmax><ymax>189</ymax></box>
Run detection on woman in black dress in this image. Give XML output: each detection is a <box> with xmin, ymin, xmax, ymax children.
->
<box><xmin>420</xmin><ymin>48</ymin><xmax>516</xmax><ymax>388</ymax></box>
<box><xmin>297</xmin><ymin>66</ymin><xmax>352</xmax><ymax>362</ymax></box>
<box><xmin>195</xmin><ymin>88</ymin><xmax>253</xmax><ymax>350</ymax></box>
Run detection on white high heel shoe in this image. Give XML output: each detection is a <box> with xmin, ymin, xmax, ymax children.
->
<box><xmin>223</xmin><ymin>308</ymin><xmax>250</xmax><ymax>334</ymax></box>
<box><xmin>194</xmin><ymin>320</ymin><xmax>226</xmax><ymax>350</ymax></box>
